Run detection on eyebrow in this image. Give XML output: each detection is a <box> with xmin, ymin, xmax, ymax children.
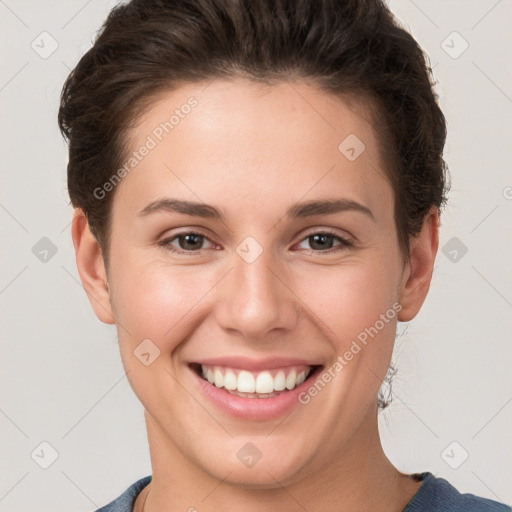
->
<box><xmin>138</xmin><ymin>197</ymin><xmax>374</xmax><ymax>221</ymax></box>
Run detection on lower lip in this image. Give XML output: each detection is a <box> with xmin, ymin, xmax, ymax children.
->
<box><xmin>189</xmin><ymin>365</ymin><xmax>323</xmax><ymax>421</ymax></box>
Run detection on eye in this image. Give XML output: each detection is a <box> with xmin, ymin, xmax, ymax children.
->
<box><xmin>158</xmin><ymin>229</ymin><xmax>352</xmax><ymax>255</ymax></box>
<box><xmin>295</xmin><ymin>230</ymin><xmax>352</xmax><ymax>253</ymax></box>
<box><xmin>159</xmin><ymin>231</ymin><xmax>216</xmax><ymax>253</ymax></box>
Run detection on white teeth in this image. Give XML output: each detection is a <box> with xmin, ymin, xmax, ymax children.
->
<box><xmin>285</xmin><ymin>370</ymin><xmax>297</xmax><ymax>390</ymax></box>
<box><xmin>214</xmin><ymin>368</ymin><xmax>223</xmax><ymax>388</ymax></box>
<box><xmin>223</xmin><ymin>370</ymin><xmax>237</xmax><ymax>390</ymax></box>
<box><xmin>274</xmin><ymin>370</ymin><xmax>286</xmax><ymax>391</ymax></box>
<box><xmin>237</xmin><ymin>371</ymin><xmax>255</xmax><ymax>393</ymax></box>
<box><xmin>199</xmin><ymin>365</ymin><xmax>313</xmax><ymax>396</ymax></box>
<box><xmin>255</xmin><ymin>371</ymin><xmax>274</xmax><ymax>394</ymax></box>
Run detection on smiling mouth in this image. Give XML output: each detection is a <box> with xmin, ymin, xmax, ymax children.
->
<box><xmin>189</xmin><ymin>363</ymin><xmax>321</xmax><ymax>398</ymax></box>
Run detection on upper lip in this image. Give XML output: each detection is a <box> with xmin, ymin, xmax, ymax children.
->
<box><xmin>191</xmin><ymin>356</ymin><xmax>322</xmax><ymax>371</ymax></box>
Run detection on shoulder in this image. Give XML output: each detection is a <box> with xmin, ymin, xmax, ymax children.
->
<box><xmin>404</xmin><ymin>472</ymin><xmax>511</xmax><ymax>512</ymax></box>
<box><xmin>93</xmin><ymin>475</ymin><xmax>152</xmax><ymax>512</ymax></box>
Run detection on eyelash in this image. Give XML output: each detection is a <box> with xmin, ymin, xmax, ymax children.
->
<box><xmin>158</xmin><ymin>229</ymin><xmax>353</xmax><ymax>255</ymax></box>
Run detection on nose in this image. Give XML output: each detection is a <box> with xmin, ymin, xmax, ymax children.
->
<box><xmin>214</xmin><ymin>248</ymin><xmax>300</xmax><ymax>340</ymax></box>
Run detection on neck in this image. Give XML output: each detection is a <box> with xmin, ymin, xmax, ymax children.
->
<box><xmin>137</xmin><ymin>405</ymin><xmax>420</xmax><ymax>512</ymax></box>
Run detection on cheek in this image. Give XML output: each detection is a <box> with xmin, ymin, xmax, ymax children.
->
<box><xmin>109</xmin><ymin>258</ymin><xmax>206</xmax><ymax>350</ymax></box>
<box><xmin>292</xmin><ymin>258</ymin><xmax>401</xmax><ymax>337</ymax></box>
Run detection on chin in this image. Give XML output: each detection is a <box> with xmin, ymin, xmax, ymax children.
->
<box><xmin>196</xmin><ymin>437</ymin><xmax>314</xmax><ymax>489</ymax></box>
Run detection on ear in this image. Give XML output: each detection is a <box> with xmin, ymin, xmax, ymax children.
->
<box><xmin>71</xmin><ymin>209</ymin><xmax>115</xmax><ymax>324</ymax></box>
<box><xmin>397</xmin><ymin>208</ymin><xmax>439</xmax><ymax>322</ymax></box>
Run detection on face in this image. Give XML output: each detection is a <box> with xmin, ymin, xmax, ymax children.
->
<box><xmin>75</xmin><ymin>78</ymin><xmax>436</xmax><ymax>488</ymax></box>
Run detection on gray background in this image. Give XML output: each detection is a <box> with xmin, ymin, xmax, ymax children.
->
<box><xmin>1</xmin><ymin>1</ymin><xmax>511</xmax><ymax>510</ymax></box>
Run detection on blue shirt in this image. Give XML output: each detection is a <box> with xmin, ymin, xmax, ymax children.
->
<box><xmin>94</xmin><ymin>472</ymin><xmax>511</xmax><ymax>511</ymax></box>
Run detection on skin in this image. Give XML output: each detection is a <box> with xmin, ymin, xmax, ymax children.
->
<box><xmin>72</xmin><ymin>78</ymin><xmax>439</xmax><ymax>511</ymax></box>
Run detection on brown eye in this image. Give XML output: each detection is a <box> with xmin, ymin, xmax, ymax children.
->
<box><xmin>159</xmin><ymin>231</ymin><xmax>215</xmax><ymax>253</ymax></box>
<box><xmin>296</xmin><ymin>231</ymin><xmax>352</xmax><ymax>253</ymax></box>
<box><xmin>177</xmin><ymin>233</ymin><xmax>205</xmax><ymax>250</ymax></box>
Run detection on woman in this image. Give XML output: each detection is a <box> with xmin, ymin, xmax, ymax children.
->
<box><xmin>58</xmin><ymin>0</ymin><xmax>511</xmax><ymax>510</ymax></box>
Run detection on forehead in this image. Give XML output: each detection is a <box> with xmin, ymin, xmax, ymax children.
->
<box><xmin>114</xmin><ymin>78</ymin><xmax>392</xmax><ymax>219</ymax></box>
